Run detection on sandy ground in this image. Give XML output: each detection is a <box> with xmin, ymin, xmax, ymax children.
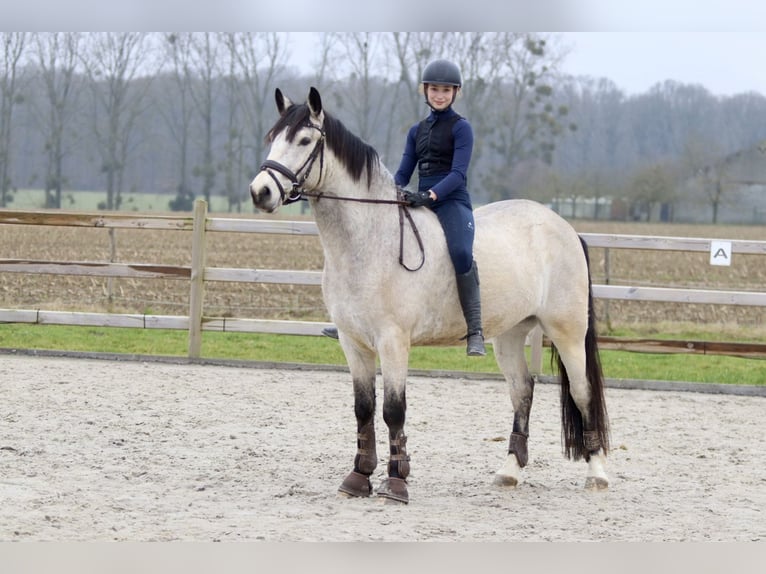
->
<box><xmin>0</xmin><ymin>353</ymin><xmax>764</xmax><ymax>542</ymax></box>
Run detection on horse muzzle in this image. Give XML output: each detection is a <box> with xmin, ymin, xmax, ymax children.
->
<box><xmin>249</xmin><ymin>173</ymin><xmax>282</xmax><ymax>213</ymax></box>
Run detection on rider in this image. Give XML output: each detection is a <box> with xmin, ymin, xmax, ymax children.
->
<box><xmin>322</xmin><ymin>58</ymin><xmax>485</xmax><ymax>356</ymax></box>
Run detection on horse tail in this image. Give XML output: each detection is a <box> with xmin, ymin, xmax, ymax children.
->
<box><xmin>552</xmin><ymin>235</ymin><xmax>610</xmax><ymax>460</ymax></box>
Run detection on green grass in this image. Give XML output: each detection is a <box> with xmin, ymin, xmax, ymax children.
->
<box><xmin>10</xmin><ymin>188</ymin><xmax>229</xmax><ymax>213</ymax></box>
<box><xmin>0</xmin><ymin>323</ymin><xmax>763</xmax><ymax>386</ymax></box>
<box><xmin>8</xmin><ymin>188</ymin><xmax>310</xmax><ymax>216</ymax></box>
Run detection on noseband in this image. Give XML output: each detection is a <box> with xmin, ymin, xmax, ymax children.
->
<box><xmin>259</xmin><ymin>124</ymin><xmax>325</xmax><ymax>205</ymax></box>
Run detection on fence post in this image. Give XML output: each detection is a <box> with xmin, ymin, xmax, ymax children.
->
<box><xmin>188</xmin><ymin>199</ymin><xmax>208</xmax><ymax>358</ymax></box>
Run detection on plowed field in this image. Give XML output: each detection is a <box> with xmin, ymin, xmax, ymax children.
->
<box><xmin>1</xmin><ymin>216</ymin><xmax>765</xmax><ymax>336</ymax></box>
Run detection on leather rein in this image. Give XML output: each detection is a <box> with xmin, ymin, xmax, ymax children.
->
<box><xmin>258</xmin><ymin>124</ymin><xmax>426</xmax><ymax>272</ymax></box>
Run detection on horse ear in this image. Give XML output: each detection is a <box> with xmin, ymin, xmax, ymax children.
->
<box><xmin>308</xmin><ymin>87</ymin><xmax>323</xmax><ymax>119</ymax></box>
<box><xmin>275</xmin><ymin>88</ymin><xmax>292</xmax><ymax>116</ymax></box>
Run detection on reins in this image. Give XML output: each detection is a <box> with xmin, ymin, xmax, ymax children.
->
<box><xmin>259</xmin><ymin>123</ymin><xmax>426</xmax><ymax>272</ymax></box>
<box><xmin>299</xmin><ymin>189</ymin><xmax>426</xmax><ymax>272</ymax></box>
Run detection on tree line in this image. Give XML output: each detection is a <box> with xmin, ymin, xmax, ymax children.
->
<box><xmin>2</xmin><ymin>32</ymin><xmax>766</xmax><ymax>220</ymax></box>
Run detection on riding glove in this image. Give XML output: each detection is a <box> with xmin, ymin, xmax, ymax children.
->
<box><xmin>403</xmin><ymin>189</ymin><xmax>434</xmax><ymax>208</ymax></box>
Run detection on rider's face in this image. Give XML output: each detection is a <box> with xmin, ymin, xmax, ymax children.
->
<box><xmin>426</xmin><ymin>84</ymin><xmax>456</xmax><ymax>110</ymax></box>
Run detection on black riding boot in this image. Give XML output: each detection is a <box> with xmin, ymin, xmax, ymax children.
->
<box><xmin>455</xmin><ymin>260</ymin><xmax>486</xmax><ymax>356</ymax></box>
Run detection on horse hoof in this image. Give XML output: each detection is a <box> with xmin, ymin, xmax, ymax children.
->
<box><xmin>338</xmin><ymin>471</ymin><xmax>373</xmax><ymax>498</ymax></box>
<box><xmin>493</xmin><ymin>474</ymin><xmax>519</xmax><ymax>487</ymax></box>
<box><xmin>584</xmin><ymin>476</ymin><xmax>609</xmax><ymax>491</ymax></box>
<box><xmin>376</xmin><ymin>477</ymin><xmax>409</xmax><ymax>504</ymax></box>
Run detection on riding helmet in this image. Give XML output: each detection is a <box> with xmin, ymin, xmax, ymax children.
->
<box><xmin>421</xmin><ymin>59</ymin><xmax>462</xmax><ymax>87</ymax></box>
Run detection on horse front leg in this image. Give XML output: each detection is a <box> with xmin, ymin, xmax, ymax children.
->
<box><xmin>338</xmin><ymin>346</ymin><xmax>379</xmax><ymax>498</ymax></box>
<box><xmin>375</xmin><ymin>389</ymin><xmax>410</xmax><ymax>504</ymax></box>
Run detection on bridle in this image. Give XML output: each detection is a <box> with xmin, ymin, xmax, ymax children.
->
<box><xmin>258</xmin><ymin>123</ymin><xmax>426</xmax><ymax>272</ymax></box>
<box><xmin>259</xmin><ymin>123</ymin><xmax>327</xmax><ymax>206</ymax></box>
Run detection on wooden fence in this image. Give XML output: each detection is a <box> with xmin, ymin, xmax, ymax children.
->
<box><xmin>2</xmin><ymin>200</ymin><xmax>766</xmax><ymax>372</ymax></box>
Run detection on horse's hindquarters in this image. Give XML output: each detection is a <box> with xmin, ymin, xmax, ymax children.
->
<box><xmin>473</xmin><ymin>199</ymin><xmax>590</xmax><ymax>339</ymax></box>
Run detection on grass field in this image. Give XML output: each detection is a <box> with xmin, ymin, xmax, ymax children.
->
<box><xmin>1</xmin><ymin>194</ymin><xmax>765</xmax><ymax>384</ymax></box>
<box><xmin>10</xmin><ymin>189</ymin><xmax>231</xmax><ymax>213</ymax></box>
<box><xmin>0</xmin><ymin>323</ymin><xmax>763</xmax><ymax>385</ymax></box>
<box><xmin>9</xmin><ymin>189</ymin><xmax>310</xmax><ymax>216</ymax></box>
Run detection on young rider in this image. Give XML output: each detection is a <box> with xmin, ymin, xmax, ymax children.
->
<box><xmin>323</xmin><ymin>58</ymin><xmax>485</xmax><ymax>356</ymax></box>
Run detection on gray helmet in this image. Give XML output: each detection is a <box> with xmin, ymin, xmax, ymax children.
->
<box><xmin>421</xmin><ymin>59</ymin><xmax>462</xmax><ymax>87</ymax></box>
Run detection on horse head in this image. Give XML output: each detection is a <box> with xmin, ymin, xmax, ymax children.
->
<box><xmin>250</xmin><ymin>87</ymin><xmax>326</xmax><ymax>213</ymax></box>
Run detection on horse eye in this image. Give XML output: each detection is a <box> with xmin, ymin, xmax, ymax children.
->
<box><xmin>299</xmin><ymin>137</ymin><xmax>312</xmax><ymax>146</ymax></box>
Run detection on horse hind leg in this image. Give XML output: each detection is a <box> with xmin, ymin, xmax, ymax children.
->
<box><xmin>549</xmin><ymin>328</ymin><xmax>610</xmax><ymax>491</ymax></box>
<box><xmin>492</xmin><ymin>326</ymin><xmax>536</xmax><ymax>488</ymax></box>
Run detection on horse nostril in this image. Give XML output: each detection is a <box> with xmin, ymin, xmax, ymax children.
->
<box><xmin>250</xmin><ymin>185</ymin><xmax>270</xmax><ymax>203</ymax></box>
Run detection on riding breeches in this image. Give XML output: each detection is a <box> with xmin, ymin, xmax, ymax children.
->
<box><xmin>431</xmin><ymin>200</ymin><xmax>475</xmax><ymax>275</ymax></box>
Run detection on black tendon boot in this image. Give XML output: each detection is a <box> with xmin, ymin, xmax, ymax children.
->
<box><xmin>455</xmin><ymin>260</ymin><xmax>486</xmax><ymax>356</ymax></box>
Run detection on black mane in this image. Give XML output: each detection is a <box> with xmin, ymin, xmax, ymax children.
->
<box><xmin>266</xmin><ymin>101</ymin><xmax>380</xmax><ymax>188</ymax></box>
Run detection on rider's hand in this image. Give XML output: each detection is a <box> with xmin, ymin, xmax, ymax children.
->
<box><xmin>403</xmin><ymin>189</ymin><xmax>435</xmax><ymax>208</ymax></box>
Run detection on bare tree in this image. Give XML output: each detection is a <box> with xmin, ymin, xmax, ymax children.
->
<box><xmin>378</xmin><ymin>33</ymin><xmax>570</xmax><ymax>202</ymax></box>
<box><xmin>475</xmin><ymin>33</ymin><xmax>571</xmax><ymax>201</ymax></box>
<box><xmin>628</xmin><ymin>160</ymin><xmax>677</xmax><ymax>221</ymax></box>
<box><xmin>323</xmin><ymin>32</ymin><xmax>450</xmax><ymax>168</ymax></box>
<box><xmin>182</xmin><ymin>33</ymin><xmax>222</xmax><ymax>205</ymax></box>
<box><xmin>218</xmin><ymin>38</ymin><xmax>244</xmax><ymax>212</ymax></box>
<box><xmin>326</xmin><ymin>33</ymin><xmax>393</xmax><ymax>143</ymax></box>
<box><xmin>32</xmin><ymin>32</ymin><xmax>82</xmax><ymax>208</ymax></box>
<box><xmin>377</xmin><ymin>32</ymin><xmax>444</xmax><ymax>165</ymax></box>
<box><xmin>302</xmin><ymin>32</ymin><xmax>335</xmax><ymax>88</ymax></box>
<box><xmin>0</xmin><ymin>32</ymin><xmax>27</xmax><ymax>207</ymax></box>
<box><xmin>697</xmin><ymin>160</ymin><xmax>734</xmax><ymax>224</ymax></box>
<box><xmin>387</xmin><ymin>32</ymin><xmax>440</xmax><ymax>125</ymax></box>
<box><xmin>160</xmin><ymin>33</ymin><xmax>197</xmax><ymax>211</ymax></box>
<box><xmin>80</xmin><ymin>32</ymin><xmax>155</xmax><ymax>210</ymax></box>
<box><xmin>223</xmin><ymin>32</ymin><xmax>288</xmax><ymax>183</ymax></box>
<box><xmin>681</xmin><ymin>135</ymin><xmax>730</xmax><ymax>223</ymax></box>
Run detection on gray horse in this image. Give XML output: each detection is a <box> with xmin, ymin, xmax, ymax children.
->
<box><xmin>249</xmin><ymin>87</ymin><xmax>610</xmax><ymax>504</ymax></box>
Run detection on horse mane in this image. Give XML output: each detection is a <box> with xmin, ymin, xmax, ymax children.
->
<box><xmin>266</xmin><ymin>101</ymin><xmax>380</xmax><ymax>188</ymax></box>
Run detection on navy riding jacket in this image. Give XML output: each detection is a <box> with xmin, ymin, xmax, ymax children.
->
<box><xmin>394</xmin><ymin>106</ymin><xmax>476</xmax><ymax>274</ymax></box>
<box><xmin>394</xmin><ymin>107</ymin><xmax>474</xmax><ymax>209</ymax></box>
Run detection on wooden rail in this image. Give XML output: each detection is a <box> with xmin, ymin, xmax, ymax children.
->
<box><xmin>2</xmin><ymin>200</ymin><xmax>766</xmax><ymax>369</ymax></box>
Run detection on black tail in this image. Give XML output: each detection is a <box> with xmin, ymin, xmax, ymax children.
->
<box><xmin>552</xmin><ymin>236</ymin><xmax>610</xmax><ymax>460</ymax></box>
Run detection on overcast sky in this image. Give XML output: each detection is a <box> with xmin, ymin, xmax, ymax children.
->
<box><xmin>286</xmin><ymin>31</ymin><xmax>766</xmax><ymax>97</ymax></box>
<box><xmin>6</xmin><ymin>1</ymin><xmax>766</xmax><ymax>97</ymax></box>
<box><xmin>558</xmin><ymin>32</ymin><xmax>766</xmax><ymax>96</ymax></box>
